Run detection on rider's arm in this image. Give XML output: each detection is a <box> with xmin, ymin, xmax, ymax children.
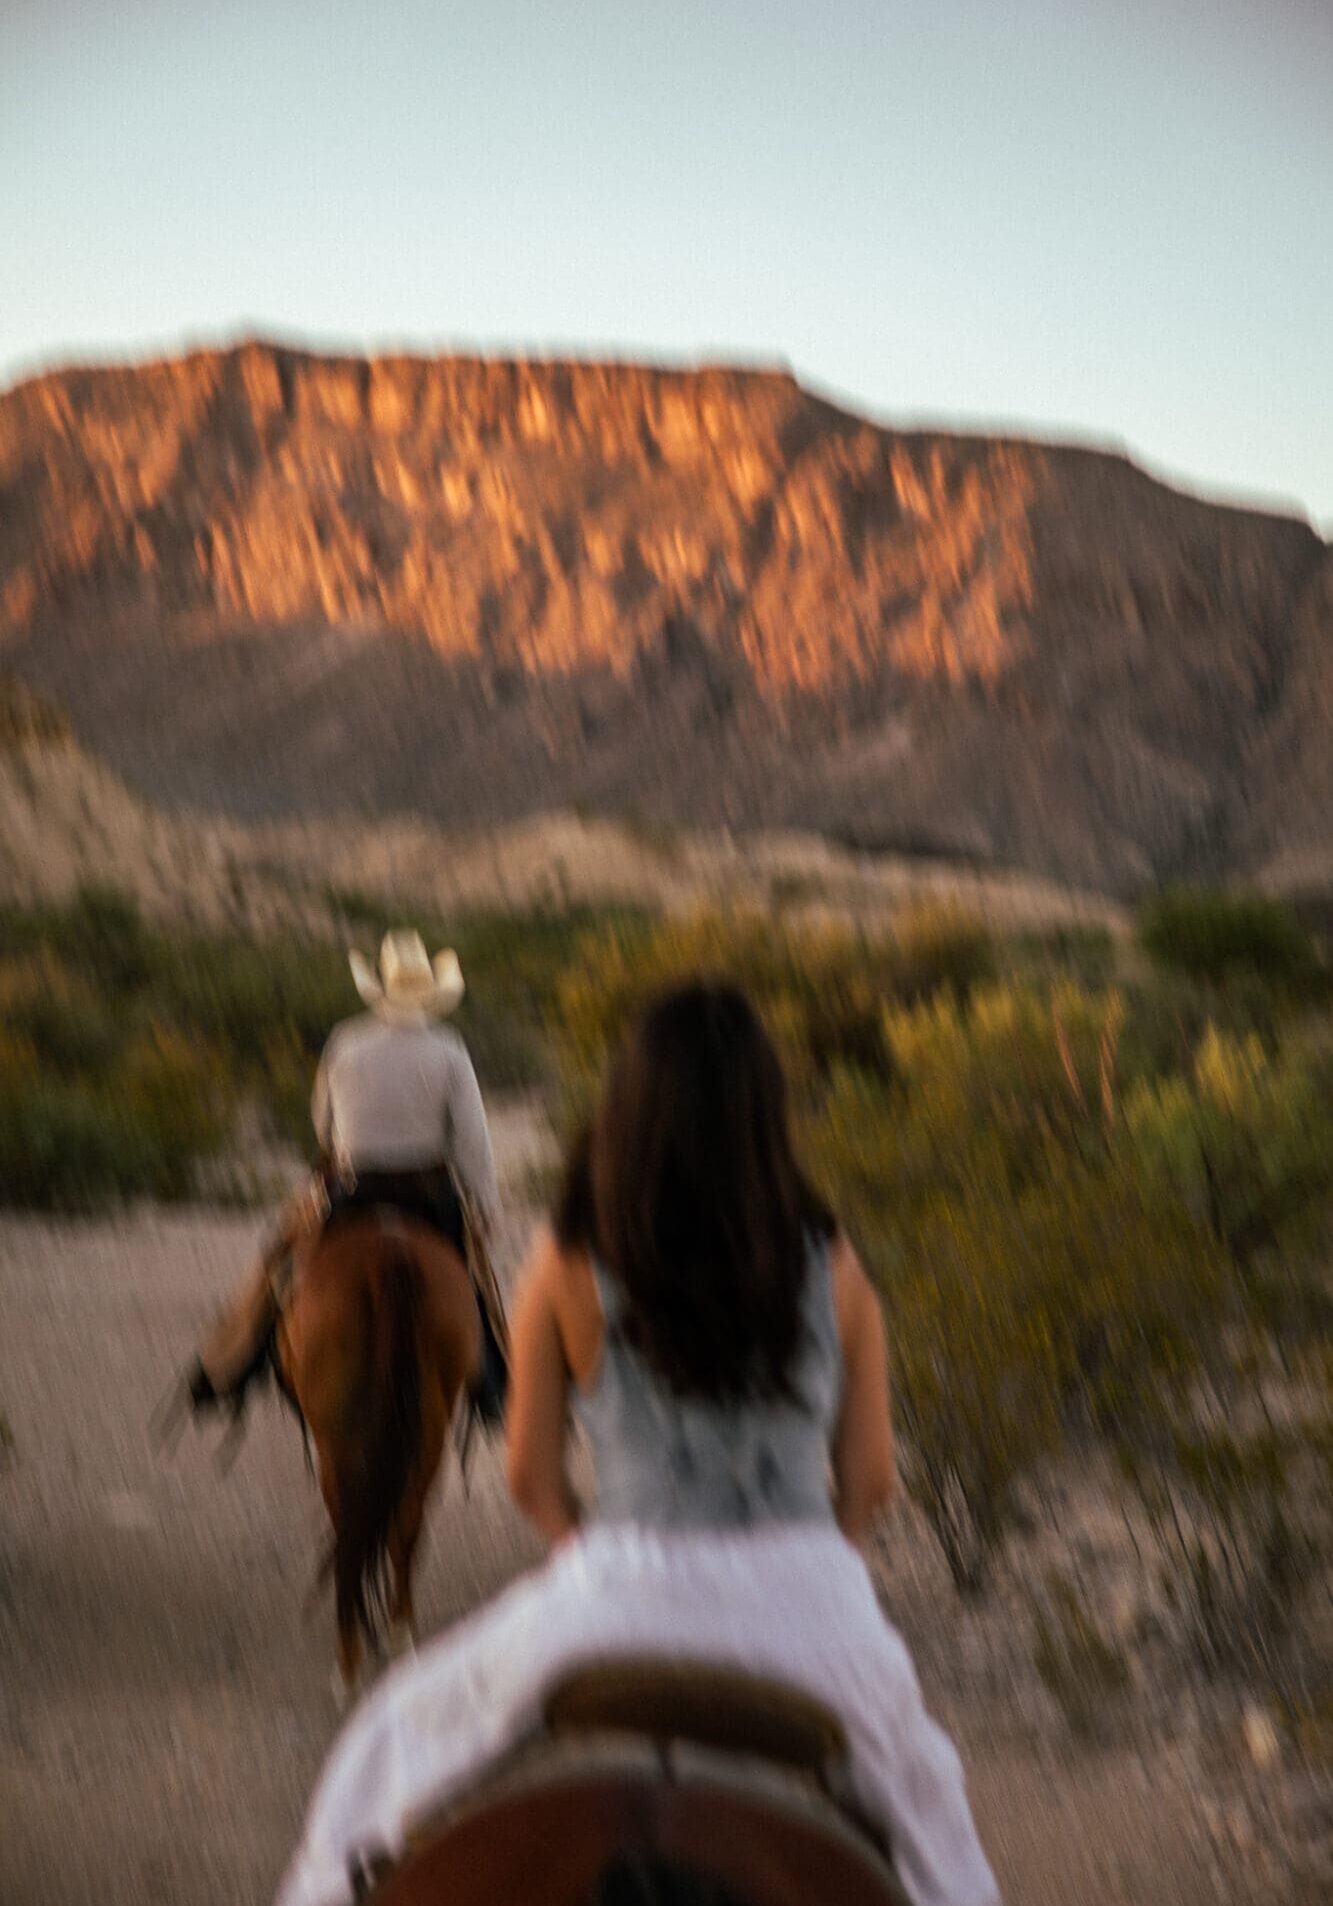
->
<box><xmin>442</xmin><ymin>1039</ymin><xmax>501</xmax><ymax>1237</ymax></box>
<box><xmin>310</xmin><ymin>1037</ymin><xmax>337</xmax><ymax>1156</ymax></box>
<box><xmin>829</xmin><ymin>1235</ymin><xmax>896</xmax><ymax>1547</ymax></box>
<box><xmin>505</xmin><ymin>1228</ymin><xmax>582</xmax><ymax>1546</ymax></box>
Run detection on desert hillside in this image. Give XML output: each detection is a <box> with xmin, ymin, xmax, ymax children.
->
<box><xmin>1</xmin><ymin>343</ymin><xmax>1328</xmax><ymax>895</ymax></box>
<box><xmin>0</xmin><ymin>675</ymin><xmax>1122</xmax><ymax>934</ymax></box>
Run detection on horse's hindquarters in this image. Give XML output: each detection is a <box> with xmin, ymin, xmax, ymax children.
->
<box><xmin>279</xmin><ymin>1219</ymin><xmax>481</xmax><ymax>1684</ymax></box>
<box><xmin>371</xmin><ymin>1759</ymin><xmax>906</xmax><ymax>1905</ymax></box>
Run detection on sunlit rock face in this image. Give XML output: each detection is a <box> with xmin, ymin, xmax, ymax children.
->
<box><xmin>0</xmin><ymin>341</ymin><xmax>1326</xmax><ymax>893</ymax></box>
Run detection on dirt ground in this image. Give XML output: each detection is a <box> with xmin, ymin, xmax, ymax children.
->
<box><xmin>0</xmin><ymin>1099</ymin><xmax>1304</xmax><ymax>1905</ymax></box>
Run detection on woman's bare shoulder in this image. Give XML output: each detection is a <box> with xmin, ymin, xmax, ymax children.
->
<box><xmin>827</xmin><ymin>1230</ymin><xmax>877</xmax><ymax>1331</ymax></box>
<box><xmin>521</xmin><ymin>1223</ymin><xmax>593</xmax><ymax>1292</ymax></box>
<box><xmin>519</xmin><ymin>1225</ymin><xmax>601</xmax><ymax>1384</ymax></box>
<box><xmin>521</xmin><ymin>1223</ymin><xmax>600</xmax><ymax>1325</ymax></box>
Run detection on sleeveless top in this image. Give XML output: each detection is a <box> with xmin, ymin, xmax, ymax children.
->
<box><xmin>574</xmin><ymin>1237</ymin><xmax>843</xmax><ymax>1531</ymax></box>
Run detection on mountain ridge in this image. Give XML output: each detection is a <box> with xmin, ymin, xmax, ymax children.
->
<box><xmin>1</xmin><ymin>340</ymin><xmax>1328</xmax><ymax>896</ymax></box>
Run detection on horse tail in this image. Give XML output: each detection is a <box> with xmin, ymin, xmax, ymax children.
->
<box><xmin>332</xmin><ymin>1248</ymin><xmax>424</xmax><ymax>1647</ymax></box>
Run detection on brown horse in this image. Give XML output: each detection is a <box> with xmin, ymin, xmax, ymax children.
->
<box><xmin>275</xmin><ymin>1213</ymin><xmax>481</xmax><ymax>1696</ymax></box>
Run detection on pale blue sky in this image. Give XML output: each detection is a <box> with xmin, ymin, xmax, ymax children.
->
<box><xmin>4</xmin><ymin>0</ymin><xmax>1330</xmax><ymax>523</ymax></box>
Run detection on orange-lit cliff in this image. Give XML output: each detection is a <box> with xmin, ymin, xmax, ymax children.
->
<box><xmin>1</xmin><ymin>342</ymin><xmax>1327</xmax><ymax>893</ymax></box>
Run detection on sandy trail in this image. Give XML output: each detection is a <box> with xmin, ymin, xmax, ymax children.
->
<box><xmin>0</xmin><ymin>1100</ymin><xmax>1278</xmax><ymax>1905</ymax></box>
<box><xmin>0</xmin><ymin>1104</ymin><xmax>547</xmax><ymax>1906</ymax></box>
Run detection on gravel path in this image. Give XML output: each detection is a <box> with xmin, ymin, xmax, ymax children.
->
<box><xmin>0</xmin><ymin>1102</ymin><xmax>1288</xmax><ymax>1904</ymax></box>
<box><xmin>0</xmin><ymin>1199</ymin><xmax>545</xmax><ymax>1906</ymax></box>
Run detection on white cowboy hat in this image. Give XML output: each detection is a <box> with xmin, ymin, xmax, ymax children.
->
<box><xmin>349</xmin><ymin>930</ymin><xmax>465</xmax><ymax>1023</ymax></box>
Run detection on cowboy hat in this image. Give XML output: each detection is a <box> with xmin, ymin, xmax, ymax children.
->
<box><xmin>349</xmin><ymin>930</ymin><xmax>465</xmax><ymax>1023</ymax></box>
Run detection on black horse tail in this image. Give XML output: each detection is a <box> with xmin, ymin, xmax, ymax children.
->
<box><xmin>331</xmin><ymin>1250</ymin><xmax>424</xmax><ymax>1647</ymax></box>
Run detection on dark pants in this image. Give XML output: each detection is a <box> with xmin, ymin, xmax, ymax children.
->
<box><xmin>325</xmin><ymin>1165</ymin><xmax>466</xmax><ymax>1257</ymax></box>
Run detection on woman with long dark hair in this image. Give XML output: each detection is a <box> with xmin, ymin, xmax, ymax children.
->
<box><xmin>506</xmin><ymin>980</ymin><xmax>895</xmax><ymax>1545</ymax></box>
<box><xmin>277</xmin><ymin>983</ymin><xmax>998</xmax><ymax>1906</ymax></box>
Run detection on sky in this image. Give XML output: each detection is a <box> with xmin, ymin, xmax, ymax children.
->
<box><xmin>3</xmin><ymin>0</ymin><xmax>1331</xmax><ymax>525</ymax></box>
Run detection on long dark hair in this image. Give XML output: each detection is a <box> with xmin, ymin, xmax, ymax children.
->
<box><xmin>555</xmin><ymin>981</ymin><xmax>833</xmax><ymax>1403</ymax></box>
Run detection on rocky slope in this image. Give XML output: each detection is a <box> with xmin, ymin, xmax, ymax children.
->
<box><xmin>1</xmin><ymin>342</ymin><xmax>1327</xmax><ymax>893</ymax></box>
<box><xmin>0</xmin><ymin>674</ymin><xmax>1122</xmax><ymax>936</ymax></box>
<box><xmin>0</xmin><ymin>672</ymin><xmax>285</xmax><ymax>926</ymax></box>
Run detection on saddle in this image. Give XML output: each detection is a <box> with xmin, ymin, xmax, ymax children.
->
<box><xmin>174</xmin><ymin>1168</ymin><xmax>508</xmax><ymax>1447</ymax></box>
<box><xmin>353</xmin><ymin>1657</ymin><xmax>906</xmax><ymax>1906</ymax></box>
<box><xmin>320</xmin><ymin>1168</ymin><xmax>511</xmax><ymax>1438</ymax></box>
<box><xmin>323</xmin><ymin>1169</ymin><xmax>509</xmax><ymax>1355</ymax></box>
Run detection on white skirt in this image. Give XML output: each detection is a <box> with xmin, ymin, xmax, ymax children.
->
<box><xmin>276</xmin><ymin>1521</ymin><xmax>999</xmax><ymax>1906</ymax></box>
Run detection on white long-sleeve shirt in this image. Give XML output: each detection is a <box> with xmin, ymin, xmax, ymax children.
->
<box><xmin>310</xmin><ymin>1015</ymin><xmax>500</xmax><ymax>1234</ymax></box>
<box><xmin>276</xmin><ymin>1523</ymin><xmax>999</xmax><ymax>1906</ymax></box>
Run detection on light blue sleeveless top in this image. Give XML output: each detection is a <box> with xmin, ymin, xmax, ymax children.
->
<box><xmin>574</xmin><ymin>1237</ymin><xmax>842</xmax><ymax>1531</ymax></box>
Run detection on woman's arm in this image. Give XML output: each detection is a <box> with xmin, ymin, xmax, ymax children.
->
<box><xmin>829</xmin><ymin>1235</ymin><xmax>897</xmax><ymax>1546</ymax></box>
<box><xmin>505</xmin><ymin>1228</ymin><xmax>582</xmax><ymax>1545</ymax></box>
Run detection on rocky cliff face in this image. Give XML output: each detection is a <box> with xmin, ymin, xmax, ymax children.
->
<box><xmin>0</xmin><ymin>342</ymin><xmax>1327</xmax><ymax>893</ymax></box>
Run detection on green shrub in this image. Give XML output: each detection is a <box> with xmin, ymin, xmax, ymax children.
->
<box><xmin>0</xmin><ymin>1028</ymin><xmax>39</xmax><ymax>1090</ymax></box>
<box><xmin>0</xmin><ymin>1082</ymin><xmax>161</xmax><ymax>1211</ymax></box>
<box><xmin>1139</xmin><ymin>890</ymin><xmax>1324</xmax><ymax>993</ymax></box>
<box><xmin>0</xmin><ymin>898</ymin><xmax>332</xmax><ymax>1200</ymax></box>
<box><xmin>1005</xmin><ymin>923</ymin><xmax>1119</xmax><ymax>990</ymax></box>
<box><xmin>889</xmin><ymin>900</ymin><xmax>996</xmax><ymax>1006</ymax></box>
<box><xmin>47</xmin><ymin>886</ymin><xmax>160</xmax><ymax>991</ymax></box>
<box><xmin>0</xmin><ymin>951</ymin><xmax>123</xmax><ymax>1076</ymax></box>
<box><xmin>811</xmin><ymin>1028</ymin><xmax>1226</xmax><ymax>1590</ymax></box>
<box><xmin>1127</xmin><ymin>1028</ymin><xmax>1333</xmax><ymax>1281</ymax></box>
<box><xmin>157</xmin><ymin>937</ymin><xmax>354</xmax><ymax>1068</ymax></box>
<box><xmin>116</xmin><ymin>1026</ymin><xmax>234</xmax><ymax>1192</ymax></box>
<box><xmin>847</xmin><ymin>984</ymin><xmax>1127</xmax><ymax>1204</ymax></box>
<box><xmin>0</xmin><ymin>1015</ymin><xmax>234</xmax><ymax>1211</ymax></box>
<box><xmin>257</xmin><ymin>1028</ymin><xmax>320</xmax><ymax>1154</ymax></box>
<box><xmin>801</xmin><ymin>981</ymin><xmax>1316</xmax><ymax>1595</ymax></box>
<box><xmin>324</xmin><ymin>885</ymin><xmax>398</xmax><ymax>934</ymax></box>
<box><xmin>875</xmin><ymin>1194</ymin><xmax>1071</xmax><ymax>1592</ymax></box>
<box><xmin>551</xmin><ymin>903</ymin><xmax>993</xmax><ymax>1120</ymax></box>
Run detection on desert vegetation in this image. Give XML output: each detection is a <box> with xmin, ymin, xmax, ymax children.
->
<box><xmin>0</xmin><ymin>885</ymin><xmax>632</xmax><ymax>1207</ymax></box>
<box><xmin>2</xmin><ymin>880</ymin><xmax>1330</xmax><ymax>1726</ymax></box>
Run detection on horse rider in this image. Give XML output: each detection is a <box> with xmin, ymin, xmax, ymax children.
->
<box><xmin>184</xmin><ymin>929</ymin><xmax>509</xmax><ymax>1429</ymax></box>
